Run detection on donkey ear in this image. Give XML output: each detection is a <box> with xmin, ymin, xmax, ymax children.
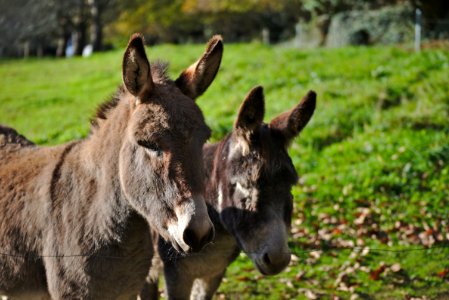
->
<box><xmin>269</xmin><ymin>90</ymin><xmax>316</xmax><ymax>143</ymax></box>
<box><xmin>122</xmin><ymin>33</ymin><xmax>153</xmax><ymax>97</ymax></box>
<box><xmin>175</xmin><ymin>35</ymin><xmax>223</xmax><ymax>100</ymax></box>
<box><xmin>234</xmin><ymin>86</ymin><xmax>265</xmax><ymax>136</ymax></box>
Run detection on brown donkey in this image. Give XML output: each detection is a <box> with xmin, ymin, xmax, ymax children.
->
<box><xmin>0</xmin><ymin>34</ymin><xmax>223</xmax><ymax>299</ymax></box>
<box><xmin>141</xmin><ymin>86</ymin><xmax>316</xmax><ymax>299</ymax></box>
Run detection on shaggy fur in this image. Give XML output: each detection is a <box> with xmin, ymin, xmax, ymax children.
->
<box><xmin>0</xmin><ymin>34</ymin><xmax>223</xmax><ymax>299</ymax></box>
<box><xmin>140</xmin><ymin>87</ymin><xmax>317</xmax><ymax>299</ymax></box>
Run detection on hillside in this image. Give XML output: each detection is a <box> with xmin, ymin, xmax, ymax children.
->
<box><xmin>1</xmin><ymin>43</ymin><xmax>448</xmax><ymax>299</ymax></box>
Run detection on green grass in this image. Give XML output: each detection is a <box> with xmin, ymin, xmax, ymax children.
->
<box><xmin>1</xmin><ymin>43</ymin><xmax>449</xmax><ymax>299</ymax></box>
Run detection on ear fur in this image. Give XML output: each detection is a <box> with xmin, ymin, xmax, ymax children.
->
<box><xmin>175</xmin><ymin>35</ymin><xmax>223</xmax><ymax>100</ymax></box>
<box><xmin>234</xmin><ymin>86</ymin><xmax>265</xmax><ymax>138</ymax></box>
<box><xmin>269</xmin><ymin>90</ymin><xmax>316</xmax><ymax>143</ymax></box>
<box><xmin>122</xmin><ymin>33</ymin><xmax>153</xmax><ymax>97</ymax></box>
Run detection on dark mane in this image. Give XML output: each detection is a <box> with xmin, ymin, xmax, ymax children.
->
<box><xmin>150</xmin><ymin>60</ymin><xmax>170</xmax><ymax>83</ymax></box>
<box><xmin>90</xmin><ymin>61</ymin><xmax>170</xmax><ymax>130</ymax></box>
<box><xmin>90</xmin><ymin>86</ymin><xmax>124</xmax><ymax>130</ymax></box>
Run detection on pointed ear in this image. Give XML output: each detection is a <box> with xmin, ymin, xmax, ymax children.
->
<box><xmin>175</xmin><ymin>35</ymin><xmax>223</xmax><ymax>100</ymax></box>
<box><xmin>122</xmin><ymin>33</ymin><xmax>153</xmax><ymax>97</ymax></box>
<box><xmin>269</xmin><ymin>90</ymin><xmax>316</xmax><ymax>143</ymax></box>
<box><xmin>234</xmin><ymin>86</ymin><xmax>265</xmax><ymax>137</ymax></box>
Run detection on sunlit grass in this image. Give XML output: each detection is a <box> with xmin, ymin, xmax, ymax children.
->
<box><xmin>1</xmin><ymin>43</ymin><xmax>448</xmax><ymax>299</ymax></box>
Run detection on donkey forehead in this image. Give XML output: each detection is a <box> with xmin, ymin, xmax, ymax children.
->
<box><xmin>228</xmin><ymin>127</ymin><xmax>298</xmax><ymax>183</ymax></box>
<box><xmin>136</xmin><ymin>98</ymin><xmax>210</xmax><ymax>139</ymax></box>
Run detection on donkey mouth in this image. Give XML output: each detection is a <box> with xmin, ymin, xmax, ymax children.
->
<box><xmin>254</xmin><ymin>260</ymin><xmax>275</xmax><ymax>275</ymax></box>
<box><xmin>254</xmin><ymin>260</ymin><xmax>286</xmax><ymax>276</ymax></box>
<box><xmin>170</xmin><ymin>238</ymin><xmax>190</xmax><ymax>253</ymax></box>
<box><xmin>252</xmin><ymin>252</ymin><xmax>291</xmax><ymax>276</ymax></box>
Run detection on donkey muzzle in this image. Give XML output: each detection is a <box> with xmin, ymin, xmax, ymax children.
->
<box><xmin>254</xmin><ymin>248</ymin><xmax>291</xmax><ymax>275</ymax></box>
<box><xmin>168</xmin><ymin>195</ymin><xmax>214</xmax><ymax>253</ymax></box>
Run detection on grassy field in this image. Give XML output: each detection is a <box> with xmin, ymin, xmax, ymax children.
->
<box><xmin>1</xmin><ymin>43</ymin><xmax>449</xmax><ymax>299</ymax></box>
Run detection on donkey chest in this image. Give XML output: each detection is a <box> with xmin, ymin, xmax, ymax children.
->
<box><xmin>85</xmin><ymin>214</ymin><xmax>153</xmax><ymax>298</ymax></box>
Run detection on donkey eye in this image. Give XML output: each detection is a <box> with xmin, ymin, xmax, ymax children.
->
<box><xmin>138</xmin><ymin>140</ymin><xmax>163</xmax><ymax>156</ymax></box>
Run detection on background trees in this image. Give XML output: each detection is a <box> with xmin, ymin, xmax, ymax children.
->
<box><xmin>0</xmin><ymin>0</ymin><xmax>116</xmax><ymax>57</ymax></box>
<box><xmin>0</xmin><ymin>0</ymin><xmax>447</xmax><ymax>57</ymax></box>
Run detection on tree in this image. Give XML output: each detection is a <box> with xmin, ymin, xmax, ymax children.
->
<box><xmin>87</xmin><ymin>0</ymin><xmax>116</xmax><ymax>51</ymax></box>
<box><xmin>0</xmin><ymin>0</ymin><xmax>117</xmax><ymax>57</ymax></box>
<box><xmin>0</xmin><ymin>0</ymin><xmax>58</xmax><ymax>56</ymax></box>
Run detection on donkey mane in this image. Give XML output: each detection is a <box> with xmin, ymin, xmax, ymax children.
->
<box><xmin>90</xmin><ymin>61</ymin><xmax>170</xmax><ymax>131</ymax></box>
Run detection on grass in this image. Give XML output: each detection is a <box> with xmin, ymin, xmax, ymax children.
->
<box><xmin>1</xmin><ymin>43</ymin><xmax>449</xmax><ymax>299</ymax></box>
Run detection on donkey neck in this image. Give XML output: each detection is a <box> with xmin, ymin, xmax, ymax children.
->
<box><xmin>68</xmin><ymin>97</ymin><xmax>135</xmax><ymax>241</ymax></box>
<box><xmin>83</xmin><ymin>96</ymin><xmax>131</xmax><ymax>168</ymax></box>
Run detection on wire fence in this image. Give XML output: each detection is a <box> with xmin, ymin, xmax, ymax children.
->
<box><xmin>1</xmin><ymin>244</ymin><xmax>448</xmax><ymax>259</ymax></box>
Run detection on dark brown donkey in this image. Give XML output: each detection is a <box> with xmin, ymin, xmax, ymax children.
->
<box><xmin>141</xmin><ymin>86</ymin><xmax>316</xmax><ymax>299</ymax></box>
<box><xmin>0</xmin><ymin>33</ymin><xmax>223</xmax><ymax>299</ymax></box>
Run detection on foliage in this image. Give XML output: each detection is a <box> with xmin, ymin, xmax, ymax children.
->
<box><xmin>0</xmin><ymin>0</ymin><xmax>116</xmax><ymax>57</ymax></box>
<box><xmin>2</xmin><ymin>0</ymin><xmax>448</xmax><ymax>56</ymax></box>
<box><xmin>0</xmin><ymin>44</ymin><xmax>448</xmax><ymax>298</ymax></box>
<box><xmin>111</xmin><ymin>0</ymin><xmax>302</xmax><ymax>43</ymax></box>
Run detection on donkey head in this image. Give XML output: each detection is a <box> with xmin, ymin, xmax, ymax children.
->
<box><xmin>216</xmin><ymin>86</ymin><xmax>316</xmax><ymax>275</ymax></box>
<box><xmin>119</xmin><ymin>34</ymin><xmax>222</xmax><ymax>253</ymax></box>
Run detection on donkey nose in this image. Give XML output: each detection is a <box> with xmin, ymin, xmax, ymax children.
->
<box><xmin>182</xmin><ymin>220</ymin><xmax>215</xmax><ymax>252</ymax></box>
<box><xmin>261</xmin><ymin>250</ymin><xmax>291</xmax><ymax>275</ymax></box>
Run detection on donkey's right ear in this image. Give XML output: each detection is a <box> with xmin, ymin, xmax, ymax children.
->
<box><xmin>234</xmin><ymin>86</ymin><xmax>265</xmax><ymax>137</ymax></box>
<box><xmin>122</xmin><ymin>33</ymin><xmax>153</xmax><ymax>97</ymax></box>
<box><xmin>269</xmin><ymin>90</ymin><xmax>316</xmax><ymax>144</ymax></box>
<box><xmin>175</xmin><ymin>35</ymin><xmax>223</xmax><ymax>100</ymax></box>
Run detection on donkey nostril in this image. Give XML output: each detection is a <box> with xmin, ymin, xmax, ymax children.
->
<box><xmin>183</xmin><ymin>228</ymin><xmax>196</xmax><ymax>249</ymax></box>
<box><xmin>263</xmin><ymin>252</ymin><xmax>272</xmax><ymax>266</ymax></box>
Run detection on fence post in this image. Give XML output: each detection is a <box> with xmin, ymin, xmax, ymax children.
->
<box><xmin>415</xmin><ymin>8</ymin><xmax>422</xmax><ymax>52</ymax></box>
<box><xmin>295</xmin><ymin>23</ymin><xmax>301</xmax><ymax>48</ymax></box>
<box><xmin>262</xmin><ymin>28</ymin><xmax>270</xmax><ymax>44</ymax></box>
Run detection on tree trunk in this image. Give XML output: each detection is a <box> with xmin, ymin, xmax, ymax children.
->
<box><xmin>72</xmin><ymin>0</ymin><xmax>87</xmax><ymax>56</ymax></box>
<box><xmin>89</xmin><ymin>0</ymin><xmax>103</xmax><ymax>51</ymax></box>
<box><xmin>23</xmin><ymin>41</ymin><xmax>30</xmax><ymax>58</ymax></box>
<box><xmin>37</xmin><ymin>44</ymin><xmax>43</xmax><ymax>57</ymax></box>
<box><xmin>72</xmin><ymin>23</ymin><xmax>87</xmax><ymax>56</ymax></box>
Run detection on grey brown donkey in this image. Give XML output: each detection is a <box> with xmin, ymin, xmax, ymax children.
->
<box><xmin>0</xmin><ymin>33</ymin><xmax>224</xmax><ymax>299</ymax></box>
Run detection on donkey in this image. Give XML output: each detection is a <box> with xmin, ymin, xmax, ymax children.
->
<box><xmin>141</xmin><ymin>86</ymin><xmax>317</xmax><ymax>299</ymax></box>
<box><xmin>0</xmin><ymin>33</ymin><xmax>223</xmax><ymax>299</ymax></box>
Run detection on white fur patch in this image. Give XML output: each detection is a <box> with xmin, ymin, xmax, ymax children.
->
<box><xmin>217</xmin><ymin>183</ymin><xmax>224</xmax><ymax>212</ymax></box>
<box><xmin>229</xmin><ymin>138</ymin><xmax>250</xmax><ymax>158</ymax></box>
<box><xmin>235</xmin><ymin>182</ymin><xmax>250</xmax><ymax>198</ymax></box>
<box><xmin>167</xmin><ymin>203</ymin><xmax>194</xmax><ymax>252</ymax></box>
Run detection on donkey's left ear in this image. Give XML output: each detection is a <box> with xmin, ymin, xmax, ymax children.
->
<box><xmin>269</xmin><ymin>90</ymin><xmax>316</xmax><ymax>143</ymax></box>
<box><xmin>234</xmin><ymin>86</ymin><xmax>265</xmax><ymax>136</ymax></box>
<box><xmin>122</xmin><ymin>33</ymin><xmax>153</xmax><ymax>97</ymax></box>
<box><xmin>175</xmin><ymin>35</ymin><xmax>223</xmax><ymax>100</ymax></box>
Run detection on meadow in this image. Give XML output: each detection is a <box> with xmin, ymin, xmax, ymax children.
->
<box><xmin>0</xmin><ymin>43</ymin><xmax>448</xmax><ymax>299</ymax></box>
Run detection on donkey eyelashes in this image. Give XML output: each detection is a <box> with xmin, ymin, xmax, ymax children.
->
<box><xmin>137</xmin><ymin>140</ymin><xmax>163</xmax><ymax>156</ymax></box>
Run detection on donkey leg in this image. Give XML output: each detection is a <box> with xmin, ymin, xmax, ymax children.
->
<box><xmin>190</xmin><ymin>271</ymin><xmax>225</xmax><ymax>300</ymax></box>
<box><xmin>139</xmin><ymin>243</ymin><xmax>163</xmax><ymax>300</ymax></box>
<box><xmin>139</xmin><ymin>276</ymin><xmax>159</xmax><ymax>300</ymax></box>
<box><xmin>43</xmin><ymin>257</ymin><xmax>88</xmax><ymax>299</ymax></box>
<box><xmin>163</xmin><ymin>264</ymin><xmax>195</xmax><ymax>300</ymax></box>
<box><xmin>139</xmin><ymin>263</ymin><xmax>161</xmax><ymax>300</ymax></box>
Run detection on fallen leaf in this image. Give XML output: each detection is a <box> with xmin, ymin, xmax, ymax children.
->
<box><xmin>437</xmin><ymin>268</ymin><xmax>449</xmax><ymax>278</ymax></box>
<box><xmin>391</xmin><ymin>263</ymin><xmax>401</xmax><ymax>273</ymax></box>
<box><xmin>304</xmin><ymin>289</ymin><xmax>317</xmax><ymax>300</ymax></box>
<box><xmin>370</xmin><ymin>263</ymin><xmax>386</xmax><ymax>280</ymax></box>
<box><xmin>295</xmin><ymin>270</ymin><xmax>306</xmax><ymax>281</ymax></box>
